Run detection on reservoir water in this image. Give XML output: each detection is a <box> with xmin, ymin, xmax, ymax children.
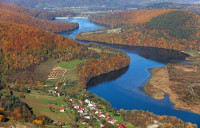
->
<box><xmin>56</xmin><ymin>18</ymin><xmax>200</xmax><ymax>126</ymax></box>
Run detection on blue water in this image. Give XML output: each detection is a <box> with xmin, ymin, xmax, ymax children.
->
<box><xmin>57</xmin><ymin>18</ymin><xmax>200</xmax><ymax>126</ymax></box>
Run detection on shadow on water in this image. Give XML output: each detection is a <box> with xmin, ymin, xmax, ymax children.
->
<box><xmin>85</xmin><ymin>42</ymin><xmax>190</xmax><ymax>64</ymax></box>
<box><xmin>87</xmin><ymin>66</ymin><xmax>129</xmax><ymax>88</ymax></box>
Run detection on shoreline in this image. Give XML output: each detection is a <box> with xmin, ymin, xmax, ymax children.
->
<box><xmin>144</xmin><ymin>66</ymin><xmax>200</xmax><ymax>115</ymax></box>
<box><xmin>75</xmin><ymin>38</ymin><xmax>190</xmax><ymax>56</ymax></box>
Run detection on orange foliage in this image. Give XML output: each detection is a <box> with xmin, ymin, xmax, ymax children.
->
<box><xmin>0</xmin><ymin>114</ymin><xmax>5</xmax><ymax>122</ymax></box>
<box><xmin>0</xmin><ymin>107</ymin><xmax>4</xmax><ymax>111</ymax></box>
<box><xmin>0</xmin><ymin>9</ymin><xmax>78</xmax><ymax>33</ymax></box>
<box><xmin>78</xmin><ymin>56</ymin><xmax>130</xmax><ymax>85</ymax></box>
<box><xmin>0</xmin><ymin>21</ymin><xmax>88</xmax><ymax>85</ymax></box>
<box><xmin>92</xmin><ymin>9</ymin><xmax>174</xmax><ymax>28</ymax></box>
<box><xmin>33</xmin><ymin>119</ymin><xmax>43</xmax><ymax>125</ymax></box>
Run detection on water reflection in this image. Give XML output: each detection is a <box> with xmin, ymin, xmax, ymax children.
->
<box><xmin>89</xmin><ymin>43</ymin><xmax>190</xmax><ymax>64</ymax></box>
<box><xmin>87</xmin><ymin>66</ymin><xmax>129</xmax><ymax>88</ymax></box>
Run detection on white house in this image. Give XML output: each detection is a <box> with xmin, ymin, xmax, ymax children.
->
<box><xmin>88</xmin><ymin>103</ymin><xmax>93</xmax><ymax>107</ymax></box>
<box><xmin>108</xmin><ymin>119</ymin><xmax>115</xmax><ymax>124</ymax></box>
<box><xmin>73</xmin><ymin>104</ymin><xmax>79</xmax><ymax>109</ymax></box>
<box><xmin>95</xmin><ymin>111</ymin><xmax>99</xmax><ymax>114</ymax></box>
<box><xmin>84</xmin><ymin>115</ymin><xmax>90</xmax><ymax>119</ymax></box>
<box><xmin>98</xmin><ymin>113</ymin><xmax>106</xmax><ymax>118</ymax></box>
<box><xmin>85</xmin><ymin>99</ymin><xmax>90</xmax><ymax>104</ymax></box>
<box><xmin>60</xmin><ymin>108</ymin><xmax>65</xmax><ymax>112</ymax></box>
<box><xmin>77</xmin><ymin>109</ymin><xmax>83</xmax><ymax>113</ymax></box>
<box><xmin>69</xmin><ymin>98</ymin><xmax>73</xmax><ymax>102</ymax></box>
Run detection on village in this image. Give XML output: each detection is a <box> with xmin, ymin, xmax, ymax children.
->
<box><xmin>47</xmin><ymin>85</ymin><xmax>129</xmax><ymax>128</ymax></box>
<box><xmin>11</xmin><ymin>57</ymin><xmax>135</xmax><ymax>128</ymax></box>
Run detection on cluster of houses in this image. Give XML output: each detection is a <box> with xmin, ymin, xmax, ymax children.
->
<box><xmin>58</xmin><ymin>97</ymin><xmax>118</xmax><ymax>126</ymax></box>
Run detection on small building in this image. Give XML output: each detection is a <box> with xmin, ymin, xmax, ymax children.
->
<box><xmin>85</xmin><ymin>99</ymin><xmax>90</xmax><ymax>104</ymax></box>
<box><xmin>60</xmin><ymin>108</ymin><xmax>65</xmax><ymax>112</ymax></box>
<box><xmin>95</xmin><ymin>111</ymin><xmax>99</xmax><ymax>114</ymax></box>
<box><xmin>69</xmin><ymin>98</ymin><xmax>73</xmax><ymax>102</ymax></box>
<box><xmin>80</xmin><ymin>106</ymin><xmax>85</xmax><ymax>111</ymax></box>
<box><xmin>117</xmin><ymin>124</ymin><xmax>126</xmax><ymax>128</ymax></box>
<box><xmin>73</xmin><ymin>104</ymin><xmax>79</xmax><ymax>109</ymax></box>
<box><xmin>108</xmin><ymin>119</ymin><xmax>115</xmax><ymax>124</ymax></box>
<box><xmin>88</xmin><ymin>103</ymin><xmax>93</xmax><ymax>107</ymax></box>
<box><xmin>77</xmin><ymin>109</ymin><xmax>83</xmax><ymax>113</ymax></box>
<box><xmin>98</xmin><ymin>113</ymin><xmax>106</xmax><ymax>118</ymax></box>
<box><xmin>84</xmin><ymin>115</ymin><xmax>90</xmax><ymax>119</ymax></box>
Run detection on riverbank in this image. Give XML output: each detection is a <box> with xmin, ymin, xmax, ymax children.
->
<box><xmin>57</xmin><ymin>17</ymin><xmax>200</xmax><ymax>126</ymax></box>
<box><xmin>144</xmin><ymin>52</ymin><xmax>200</xmax><ymax>114</ymax></box>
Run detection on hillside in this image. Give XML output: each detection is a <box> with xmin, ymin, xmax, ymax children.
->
<box><xmin>91</xmin><ymin>9</ymin><xmax>174</xmax><ymax>27</ymax></box>
<box><xmin>0</xmin><ymin>21</ymin><xmax>89</xmax><ymax>86</ymax></box>
<box><xmin>76</xmin><ymin>10</ymin><xmax>200</xmax><ymax>51</ymax></box>
<box><xmin>0</xmin><ymin>9</ymin><xmax>78</xmax><ymax>33</ymax></box>
<box><xmin>0</xmin><ymin>2</ymin><xmax>78</xmax><ymax>32</ymax></box>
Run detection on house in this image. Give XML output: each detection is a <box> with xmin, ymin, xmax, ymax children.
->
<box><xmin>69</xmin><ymin>98</ymin><xmax>73</xmax><ymax>102</ymax></box>
<box><xmin>55</xmin><ymin>87</ymin><xmax>58</xmax><ymax>90</ymax></box>
<box><xmin>77</xmin><ymin>109</ymin><xmax>83</xmax><ymax>113</ymax></box>
<box><xmin>60</xmin><ymin>108</ymin><xmax>65</xmax><ymax>112</ymax></box>
<box><xmin>95</xmin><ymin>111</ymin><xmax>99</xmax><ymax>114</ymax></box>
<box><xmin>63</xmin><ymin>82</ymin><xmax>67</xmax><ymax>86</ymax></box>
<box><xmin>73</xmin><ymin>104</ymin><xmax>79</xmax><ymax>109</ymax></box>
<box><xmin>88</xmin><ymin>103</ymin><xmax>93</xmax><ymax>107</ymax></box>
<box><xmin>80</xmin><ymin>106</ymin><xmax>85</xmax><ymax>111</ymax></box>
<box><xmin>98</xmin><ymin>113</ymin><xmax>106</xmax><ymax>118</ymax></box>
<box><xmin>85</xmin><ymin>99</ymin><xmax>90</xmax><ymax>104</ymax></box>
<box><xmin>80</xmin><ymin>121</ymin><xmax>86</xmax><ymax>124</ymax></box>
<box><xmin>117</xmin><ymin>124</ymin><xmax>126</xmax><ymax>128</ymax></box>
<box><xmin>84</xmin><ymin>115</ymin><xmax>90</xmax><ymax>119</ymax></box>
<box><xmin>108</xmin><ymin>119</ymin><xmax>115</xmax><ymax>124</ymax></box>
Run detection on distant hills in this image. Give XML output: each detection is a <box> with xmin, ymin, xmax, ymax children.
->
<box><xmin>0</xmin><ymin>0</ymin><xmax>199</xmax><ymax>10</ymax></box>
<box><xmin>144</xmin><ymin>2</ymin><xmax>200</xmax><ymax>15</ymax></box>
<box><xmin>76</xmin><ymin>9</ymin><xmax>200</xmax><ymax>51</ymax></box>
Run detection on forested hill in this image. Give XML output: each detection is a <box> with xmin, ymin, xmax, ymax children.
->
<box><xmin>0</xmin><ymin>21</ymin><xmax>89</xmax><ymax>85</ymax></box>
<box><xmin>0</xmin><ymin>2</ymin><xmax>78</xmax><ymax>32</ymax></box>
<box><xmin>91</xmin><ymin>9</ymin><xmax>175</xmax><ymax>27</ymax></box>
<box><xmin>76</xmin><ymin>10</ymin><xmax>200</xmax><ymax>51</ymax></box>
<box><xmin>0</xmin><ymin>9</ymin><xmax>78</xmax><ymax>33</ymax></box>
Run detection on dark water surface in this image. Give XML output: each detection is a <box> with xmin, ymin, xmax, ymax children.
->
<box><xmin>57</xmin><ymin>18</ymin><xmax>200</xmax><ymax>126</ymax></box>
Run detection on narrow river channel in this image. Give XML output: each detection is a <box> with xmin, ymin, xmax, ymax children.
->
<box><xmin>56</xmin><ymin>18</ymin><xmax>200</xmax><ymax>126</ymax></box>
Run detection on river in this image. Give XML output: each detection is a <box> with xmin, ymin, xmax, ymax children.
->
<box><xmin>56</xmin><ymin>18</ymin><xmax>200</xmax><ymax>126</ymax></box>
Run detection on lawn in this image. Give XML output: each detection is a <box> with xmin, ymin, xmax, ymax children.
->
<box><xmin>56</xmin><ymin>59</ymin><xmax>86</xmax><ymax>69</ymax></box>
<box><xmin>25</xmin><ymin>93</ymin><xmax>66</xmax><ymax>106</ymax></box>
<box><xmin>88</xmin><ymin>47</ymin><xmax>102</xmax><ymax>53</ymax></box>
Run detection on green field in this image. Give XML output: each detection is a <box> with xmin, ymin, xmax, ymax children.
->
<box><xmin>19</xmin><ymin>91</ymin><xmax>74</xmax><ymax>123</ymax></box>
<box><xmin>56</xmin><ymin>59</ymin><xmax>86</xmax><ymax>69</ymax></box>
<box><xmin>88</xmin><ymin>47</ymin><xmax>102</xmax><ymax>53</ymax></box>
